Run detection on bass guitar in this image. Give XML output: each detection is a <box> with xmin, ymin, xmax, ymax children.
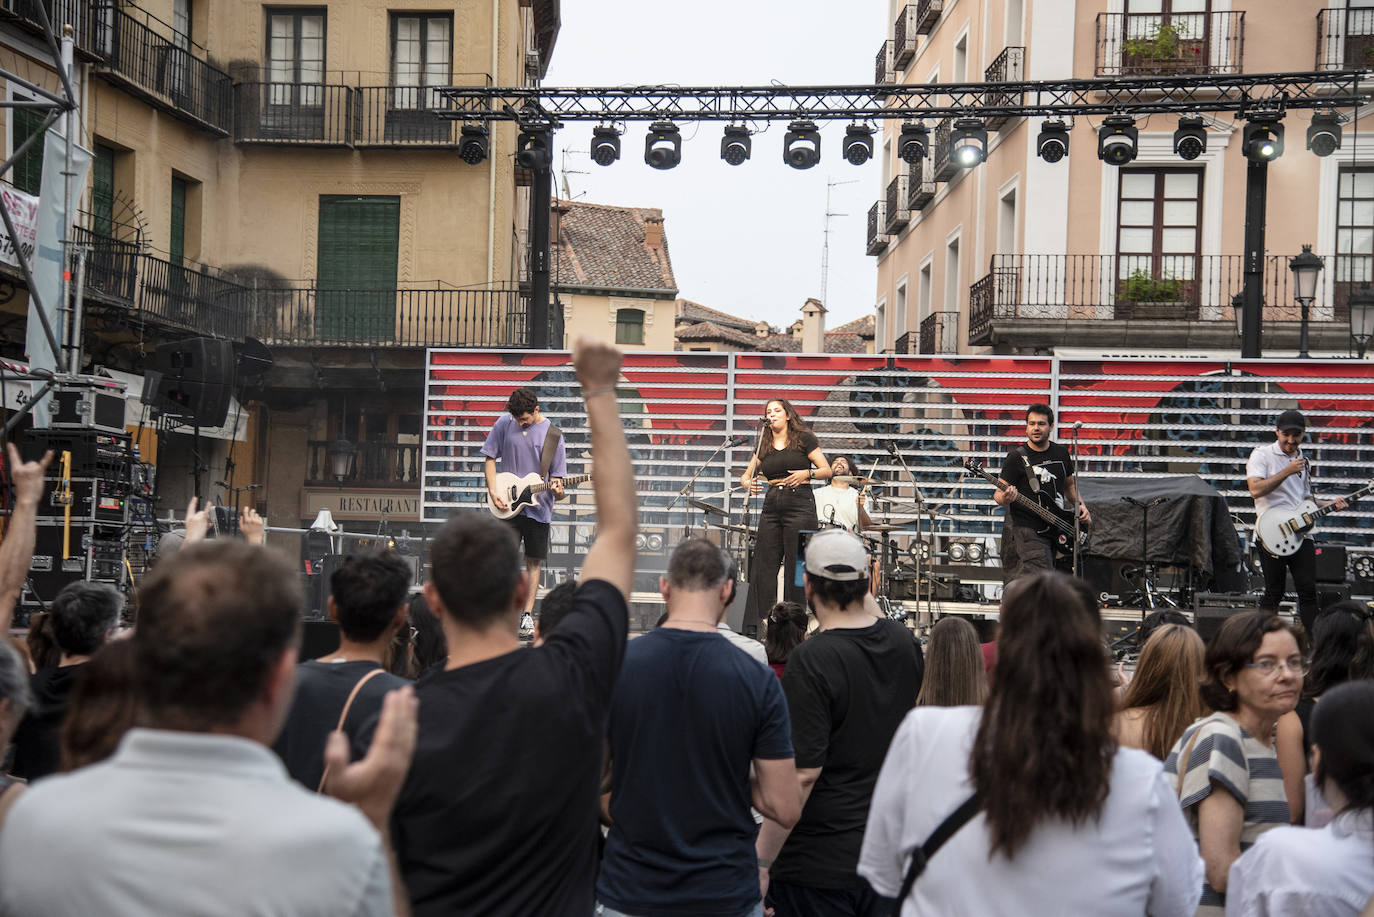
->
<box><xmin>488</xmin><ymin>471</ymin><xmax>592</xmax><ymax>520</ymax></box>
<box><xmin>963</xmin><ymin>457</ymin><xmax>1089</xmax><ymax>557</ymax></box>
<box><xmin>1256</xmin><ymin>479</ymin><xmax>1374</xmax><ymax>557</ymax></box>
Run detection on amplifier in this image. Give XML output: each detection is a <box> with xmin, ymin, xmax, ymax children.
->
<box><xmin>1193</xmin><ymin>592</ymin><xmax>1265</xmax><ymax>642</ymax></box>
<box><xmin>1315</xmin><ymin>544</ymin><xmax>1348</xmax><ymax>584</ymax></box>
<box><xmin>23</xmin><ymin>429</ymin><xmax>131</xmax><ymax>480</ymax></box>
<box><xmin>24</xmin><ymin>522</ymin><xmax>128</xmax><ymax>607</ymax></box>
<box><xmin>38</xmin><ymin>477</ymin><xmax>129</xmax><ymax>524</ymax></box>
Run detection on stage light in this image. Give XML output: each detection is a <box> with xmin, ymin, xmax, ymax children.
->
<box><xmin>458</xmin><ymin>125</ymin><xmax>489</xmax><ymax>164</ymax></box>
<box><xmin>644</xmin><ymin>121</ymin><xmax>682</xmax><ymax>170</ymax></box>
<box><xmin>1243</xmin><ymin>118</ymin><xmax>1284</xmax><ymax>162</ymax></box>
<box><xmin>1307</xmin><ymin>111</ymin><xmax>1342</xmax><ymax>157</ymax></box>
<box><xmin>1173</xmin><ymin>116</ymin><xmax>1207</xmax><ymax>161</ymax></box>
<box><xmin>1036</xmin><ymin>120</ymin><xmax>1069</xmax><ymax>163</ymax></box>
<box><xmin>590</xmin><ymin>125</ymin><xmax>621</xmax><ymax>166</ymax></box>
<box><xmin>783</xmin><ymin>120</ymin><xmax>821</xmax><ymax>170</ymax></box>
<box><xmin>842</xmin><ymin>124</ymin><xmax>875</xmax><ymax>165</ymax></box>
<box><xmin>897</xmin><ymin>122</ymin><xmax>928</xmax><ymax>163</ymax></box>
<box><xmin>515</xmin><ymin>129</ymin><xmax>550</xmax><ymax>170</ymax></box>
<box><xmin>948</xmin><ymin>541</ymin><xmax>966</xmax><ymax>562</ymax></box>
<box><xmin>720</xmin><ymin>125</ymin><xmax>751</xmax><ymax>165</ymax></box>
<box><xmin>950</xmin><ymin>118</ymin><xmax>987</xmax><ymax>168</ymax></box>
<box><xmin>1097</xmin><ymin>115</ymin><xmax>1138</xmax><ymax>166</ymax></box>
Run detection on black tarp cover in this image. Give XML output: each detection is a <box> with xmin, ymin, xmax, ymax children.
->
<box><xmin>1076</xmin><ymin>475</ymin><xmax>1244</xmax><ymax>576</ymax></box>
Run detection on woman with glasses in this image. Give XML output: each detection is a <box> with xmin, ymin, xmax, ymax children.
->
<box><xmin>1166</xmin><ymin>610</ymin><xmax>1305</xmax><ymax>917</ymax></box>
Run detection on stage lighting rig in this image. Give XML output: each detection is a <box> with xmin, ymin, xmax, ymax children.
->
<box><xmin>897</xmin><ymin>122</ymin><xmax>928</xmax><ymax>164</ymax></box>
<box><xmin>950</xmin><ymin>118</ymin><xmax>987</xmax><ymax>168</ymax></box>
<box><xmin>515</xmin><ymin>129</ymin><xmax>551</xmax><ymax>170</ymax></box>
<box><xmin>644</xmin><ymin>121</ymin><xmax>682</xmax><ymax>170</ymax></box>
<box><xmin>1243</xmin><ymin>116</ymin><xmax>1284</xmax><ymax>162</ymax></box>
<box><xmin>783</xmin><ymin>120</ymin><xmax>821</xmax><ymax>169</ymax></box>
<box><xmin>1307</xmin><ymin>111</ymin><xmax>1342</xmax><ymax>157</ymax></box>
<box><xmin>842</xmin><ymin>123</ymin><xmax>875</xmax><ymax>165</ymax></box>
<box><xmin>458</xmin><ymin>125</ymin><xmax>489</xmax><ymax>164</ymax></box>
<box><xmin>1097</xmin><ymin>115</ymin><xmax>1138</xmax><ymax>166</ymax></box>
<box><xmin>720</xmin><ymin>125</ymin><xmax>751</xmax><ymax>165</ymax></box>
<box><xmin>1036</xmin><ymin>120</ymin><xmax>1069</xmax><ymax>163</ymax></box>
<box><xmin>590</xmin><ymin>125</ymin><xmax>621</xmax><ymax>165</ymax></box>
<box><xmin>1173</xmin><ymin>116</ymin><xmax>1207</xmax><ymax>161</ymax></box>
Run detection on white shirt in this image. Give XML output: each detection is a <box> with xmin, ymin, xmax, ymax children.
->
<box><xmin>1247</xmin><ymin>439</ymin><xmax>1312</xmax><ymax>521</ymax></box>
<box><xmin>717</xmin><ymin>621</ymin><xmax>770</xmax><ymax>668</ymax></box>
<box><xmin>0</xmin><ymin>728</ymin><xmax>392</xmax><ymax>917</ymax></box>
<box><xmin>813</xmin><ymin>484</ymin><xmax>862</xmax><ymax>530</ymax></box>
<box><xmin>1226</xmin><ymin>811</ymin><xmax>1374</xmax><ymax>917</ymax></box>
<box><xmin>858</xmin><ymin>706</ymin><xmax>1203</xmax><ymax>917</ymax></box>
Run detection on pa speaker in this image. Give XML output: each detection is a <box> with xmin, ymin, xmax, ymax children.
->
<box><xmin>146</xmin><ymin>337</ymin><xmax>234</xmax><ymax>427</ymax></box>
<box><xmin>725</xmin><ymin>579</ymin><xmax>751</xmax><ymax>635</ymax></box>
<box><xmin>1315</xmin><ymin>544</ymin><xmax>1349</xmax><ymax>584</ymax></box>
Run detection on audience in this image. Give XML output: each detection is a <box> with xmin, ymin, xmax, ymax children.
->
<box><xmin>716</xmin><ymin>558</ymin><xmax>769</xmax><ymax>667</ymax></box>
<box><xmin>22</xmin><ymin>613</ymin><xmax>58</xmax><ymax>672</ymax></box>
<box><xmin>0</xmin><ymin>641</ymin><xmax>31</xmax><ymax>828</ymax></box>
<box><xmin>597</xmin><ymin>538</ymin><xmax>798</xmax><ymax>916</ymax></box>
<box><xmin>387</xmin><ymin>591</ymin><xmax>448</xmax><ymax>680</ymax></box>
<box><xmin>1115</xmin><ymin>623</ymin><xmax>1208</xmax><ymax>760</ymax></box>
<box><xmin>915</xmin><ymin>616</ymin><xmax>987</xmax><ymax>707</ymax></box>
<box><xmin>1138</xmin><ymin>609</ymin><xmax>1193</xmax><ymax>650</ymax></box>
<box><xmin>1227</xmin><ymin>680</ymin><xmax>1374</xmax><ymax>916</ymax></box>
<box><xmin>272</xmin><ymin>550</ymin><xmax>413</xmax><ymax>791</ymax></box>
<box><xmin>764</xmin><ymin>601</ymin><xmax>809</xmax><ymax>679</ymax></box>
<box><xmin>859</xmin><ymin>572</ymin><xmax>1201</xmax><ymax>915</ymax></box>
<box><xmin>1166</xmin><ymin>610</ymin><xmax>1301</xmax><ymax>917</ymax></box>
<box><xmin>757</xmin><ymin>529</ymin><xmax>924</xmax><ymax>917</ymax></box>
<box><xmin>0</xmin><ymin>541</ymin><xmax>417</xmax><ymax>917</ymax></box>
<box><xmin>58</xmin><ymin>638</ymin><xmax>140</xmax><ymax>772</ymax></box>
<box><xmin>532</xmin><ymin>579</ymin><xmax>577</xmax><ymax>646</ymax></box>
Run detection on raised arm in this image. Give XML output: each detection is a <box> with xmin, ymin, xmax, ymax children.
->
<box><xmin>575</xmin><ymin>337</ymin><xmax>637</xmax><ymax>600</ymax></box>
<box><xmin>0</xmin><ymin>444</ymin><xmax>52</xmax><ymax>632</ymax></box>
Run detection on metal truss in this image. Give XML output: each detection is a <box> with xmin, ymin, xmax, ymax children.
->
<box><xmin>439</xmin><ymin>71</ymin><xmax>1369</xmax><ymax>124</ymax></box>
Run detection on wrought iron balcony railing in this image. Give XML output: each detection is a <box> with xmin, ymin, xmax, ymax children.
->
<box><xmin>0</xmin><ymin>0</ymin><xmax>110</xmax><ymax>59</ymax></box>
<box><xmin>894</xmin><ymin>330</ymin><xmax>917</xmax><ymax>354</ymax></box>
<box><xmin>306</xmin><ymin>439</ymin><xmax>420</xmax><ymax>487</ymax></box>
<box><xmin>866</xmin><ymin>201</ymin><xmax>889</xmax><ymax>256</ymax></box>
<box><xmin>234</xmin><ymin>82</ymin><xmax>353</xmax><ymax>145</ymax></box>
<box><xmin>1095</xmin><ymin>11</ymin><xmax>1245</xmax><ymax>77</ymax></box>
<box><xmin>69</xmin><ymin>223</ymin><xmax>139</xmax><ymax>306</ymax></box>
<box><xmin>983</xmin><ymin>46</ymin><xmax>1025</xmax><ymax>131</ymax></box>
<box><xmin>893</xmin><ymin>6</ymin><xmax>918</xmax><ymax>69</ymax></box>
<box><xmin>875</xmin><ymin>40</ymin><xmax>895</xmax><ymax>86</ymax></box>
<box><xmin>919</xmin><ymin>310</ymin><xmax>958</xmax><ymax>354</ymax></box>
<box><xmin>931</xmin><ymin>119</ymin><xmax>957</xmax><ymax>182</ymax></box>
<box><xmin>354</xmin><ymin>86</ymin><xmax>462</xmax><ymax>146</ymax></box>
<box><xmin>138</xmin><ymin>254</ymin><xmax>250</xmax><ymax>340</ymax></box>
<box><xmin>914</xmin><ymin>0</ymin><xmax>942</xmax><ymax>36</ymax></box>
<box><xmin>1317</xmin><ymin>7</ymin><xmax>1374</xmax><ymax>71</ymax></box>
<box><xmin>907</xmin><ymin>156</ymin><xmax>936</xmax><ymax>211</ymax></box>
<box><xmin>252</xmin><ymin>285</ymin><xmax>528</xmax><ymax>347</ymax></box>
<box><xmin>885</xmin><ymin>175</ymin><xmax>910</xmax><ymax>234</ymax></box>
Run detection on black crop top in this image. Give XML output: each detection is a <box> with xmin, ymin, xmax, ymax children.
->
<box><xmin>757</xmin><ymin>430</ymin><xmax>819</xmax><ymax>481</ymax></box>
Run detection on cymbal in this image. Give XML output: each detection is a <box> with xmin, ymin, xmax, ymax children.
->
<box><xmin>687</xmin><ymin>498</ymin><xmax>727</xmax><ymax>517</ymax></box>
<box><xmin>711</xmin><ymin>521</ymin><xmax>752</xmax><ymax>535</ymax></box>
<box><xmin>866</xmin><ymin>522</ymin><xmax>917</xmax><ymax>532</ymax></box>
<box><xmin>834</xmin><ymin>475</ymin><xmax>885</xmax><ymax>487</ymax></box>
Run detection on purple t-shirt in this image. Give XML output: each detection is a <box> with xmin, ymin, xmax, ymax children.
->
<box><xmin>480</xmin><ymin>413</ymin><xmax>567</xmax><ymax>523</ymax></box>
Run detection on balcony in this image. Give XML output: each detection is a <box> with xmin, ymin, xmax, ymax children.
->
<box><xmin>967</xmin><ymin>253</ymin><xmax>1355</xmax><ymax>351</ymax></box>
<box><xmin>69</xmin><ymin>223</ymin><xmax>139</xmax><ymax>306</ymax></box>
<box><xmin>355</xmin><ymin>87</ymin><xmax>462</xmax><ymax>146</ymax></box>
<box><xmin>234</xmin><ymin>84</ymin><xmax>466</xmax><ymax>147</ymax></box>
<box><xmin>94</xmin><ymin>5</ymin><xmax>232</xmax><ymax>134</ymax></box>
<box><xmin>893</xmin><ymin>6</ymin><xmax>918</xmax><ymax>69</ymax></box>
<box><xmin>306</xmin><ymin>440</ymin><xmax>420</xmax><ymax>488</ymax></box>
<box><xmin>875</xmin><ymin>40</ymin><xmax>895</xmax><ymax>87</ymax></box>
<box><xmin>1095</xmin><ymin>11</ymin><xmax>1245</xmax><ymax>77</ymax></box>
<box><xmin>138</xmin><ymin>255</ymin><xmax>251</xmax><ymax>340</ymax></box>
<box><xmin>0</xmin><ymin>0</ymin><xmax>110</xmax><ymax>60</ymax></box>
<box><xmin>983</xmin><ymin>46</ymin><xmax>1024</xmax><ymax>131</ymax></box>
<box><xmin>919</xmin><ymin>310</ymin><xmax>958</xmax><ymax>354</ymax></box>
<box><xmin>252</xmin><ymin>285</ymin><xmax>528</xmax><ymax>347</ymax></box>
<box><xmin>866</xmin><ymin>201</ymin><xmax>889</xmax><ymax>256</ymax></box>
<box><xmin>1317</xmin><ymin>7</ymin><xmax>1374</xmax><ymax>71</ymax></box>
<box><xmin>906</xmin><ymin>157</ymin><xmax>936</xmax><ymax>211</ymax></box>
<box><xmin>931</xmin><ymin>119</ymin><xmax>957</xmax><ymax>181</ymax></box>
<box><xmin>885</xmin><ymin>175</ymin><xmax>910</xmax><ymax>234</ymax></box>
<box><xmin>894</xmin><ymin>330</ymin><xmax>917</xmax><ymax>354</ymax></box>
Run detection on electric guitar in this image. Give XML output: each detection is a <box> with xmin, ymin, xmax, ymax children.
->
<box><xmin>487</xmin><ymin>471</ymin><xmax>591</xmax><ymax>520</ymax></box>
<box><xmin>963</xmin><ymin>457</ymin><xmax>1089</xmax><ymax>557</ymax></box>
<box><xmin>1256</xmin><ymin>479</ymin><xmax>1374</xmax><ymax>557</ymax></box>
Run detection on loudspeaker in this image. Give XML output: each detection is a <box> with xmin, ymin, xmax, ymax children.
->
<box><xmin>1320</xmin><ymin>583</ymin><xmax>1353</xmax><ymax>610</ymax></box>
<box><xmin>146</xmin><ymin>337</ymin><xmax>234</xmax><ymax>427</ymax></box>
<box><xmin>1194</xmin><ymin>604</ymin><xmax>1242</xmax><ymax>642</ymax></box>
<box><xmin>725</xmin><ymin>579</ymin><xmax>751</xmax><ymax>634</ymax></box>
<box><xmin>1315</xmin><ymin>544</ymin><xmax>1349</xmax><ymax>584</ymax></box>
<box><xmin>1082</xmin><ymin>554</ymin><xmax>1132</xmax><ymax>603</ymax></box>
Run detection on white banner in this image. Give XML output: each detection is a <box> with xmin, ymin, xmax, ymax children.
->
<box><xmin>27</xmin><ymin>130</ymin><xmax>92</xmax><ymax>393</ymax></box>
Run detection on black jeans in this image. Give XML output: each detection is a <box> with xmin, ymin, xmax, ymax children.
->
<box><xmin>748</xmin><ymin>486</ymin><xmax>819</xmax><ymax>631</ymax></box>
<box><xmin>766</xmin><ymin>877</ymin><xmax>894</xmax><ymax>917</ymax></box>
<box><xmin>1259</xmin><ymin>537</ymin><xmax>1320</xmax><ymax>632</ymax></box>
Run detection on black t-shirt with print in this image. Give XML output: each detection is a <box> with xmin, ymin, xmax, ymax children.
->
<box><xmin>758</xmin><ymin>431</ymin><xmax>820</xmax><ymax>481</ymax></box>
<box><xmin>998</xmin><ymin>441</ymin><xmax>1075</xmax><ymax>529</ymax></box>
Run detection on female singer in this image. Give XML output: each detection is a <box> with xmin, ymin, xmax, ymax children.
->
<box><xmin>740</xmin><ymin>398</ymin><xmax>831</xmax><ymax>625</ymax></box>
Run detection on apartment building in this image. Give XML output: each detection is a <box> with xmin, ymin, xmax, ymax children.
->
<box><xmin>0</xmin><ymin>0</ymin><xmax>557</xmax><ymax>531</ymax></box>
<box><xmin>870</xmin><ymin>0</ymin><xmax>1373</xmax><ymax>357</ymax></box>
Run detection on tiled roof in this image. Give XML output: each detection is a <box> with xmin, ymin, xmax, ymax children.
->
<box><xmin>830</xmin><ymin>314</ymin><xmax>875</xmax><ymax>338</ymax></box>
<box><xmin>555</xmin><ymin>202</ymin><xmax>677</xmax><ymax>293</ymax></box>
<box><xmin>676</xmin><ymin>320</ymin><xmax>760</xmax><ymax>348</ymax></box>
<box><xmin>824</xmin><ymin>332</ymin><xmax>868</xmax><ymax>354</ymax></box>
<box><xmin>675</xmin><ymin>298</ymin><xmax>760</xmax><ymax>332</ymax></box>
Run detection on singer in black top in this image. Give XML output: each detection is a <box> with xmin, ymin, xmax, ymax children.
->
<box><xmin>993</xmin><ymin>403</ymin><xmax>1090</xmax><ymax>585</ymax></box>
<box><xmin>740</xmin><ymin>398</ymin><xmax>831</xmax><ymax>633</ymax></box>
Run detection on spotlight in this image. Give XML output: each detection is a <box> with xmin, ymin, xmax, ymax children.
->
<box><xmin>720</xmin><ymin>125</ymin><xmax>751</xmax><ymax>165</ymax></box>
<box><xmin>590</xmin><ymin>125</ymin><xmax>621</xmax><ymax>166</ymax></box>
<box><xmin>897</xmin><ymin>122</ymin><xmax>928</xmax><ymax>164</ymax></box>
<box><xmin>515</xmin><ymin>129</ymin><xmax>550</xmax><ymax>170</ymax></box>
<box><xmin>948</xmin><ymin>541</ymin><xmax>966</xmax><ymax>562</ymax></box>
<box><xmin>644</xmin><ymin>120</ymin><xmax>682</xmax><ymax>170</ymax></box>
<box><xmin>1243</xmin><ymin>118</ymin><xmax>1284</xmax><ymax>163</ymax></box>
<box><xmin>1307</xmin><ymin>111</ymin><xmax>1342</xmax><ymax>157</ymax></box>
<box><xmin>1173</xmin><ymin>116</ymin><xmax>1207</xmax><ymax>161</ymax></box>
<box><xmin>1036</xmin><ymin>120</ymin><xmax>1069</xmax><ymax>163</ymax></box>
<box><xmin>842</xmin><ymin>123</ymin><xmax>875</xmax><ymax>165</ymax></box>
<box><xmin>457</xmin><ymin>125</ymin><xmax>489</xmax><ymax>165</ymax></box>
<box><xmin>950</xmin><ymin>118</ymin><xmax>987</xmax><ymax>168</ymax></box>
<box><xmin>966</xmin><ymin>542</ymin><xmax>985</xmax><ymax>563</ymax></box>
<box><xmin>1097</xmin><ymin>115</ymin><xmax>1138</xmax><ymax>166</ymax></box>
<box><xmin>783</xmin><ymin>120</ymin><xmax>821</xmax><ymax>170</ymax></box>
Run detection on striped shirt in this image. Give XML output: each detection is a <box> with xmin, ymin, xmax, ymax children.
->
<box><xmin>1164</xmin><ymin>712</ymin><xmax>1290</xmax><ymax>917</ymax></box>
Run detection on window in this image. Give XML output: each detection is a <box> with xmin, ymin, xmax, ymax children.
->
<box><xmin>1123</xmin><ymin>0</ymin><xmax>1210</xmax><ymax>73</ymax></box>
<box><xmin>170</xmin><ymin>176</ymin><xmax>188</xmax><ymax>266</ymax></box>
<box><xmin>266</xmin><ymin>9</ymin><xmax>325</xmax><ymax>107</ymax></box>
<box><xmin>1116</xmin><ymin>167</ymin><xmax>1202</xmax><ymax>295</ymax></box>
<box><xmin>998</xmin><ymin>188</ymin><xmax>1017</xmax><ymax>255</ymax></box>
<box><xmin>1005</xmin><ymin>0</ymin><xmax>1024</xmax><ymax>45</ymax></box>
<box><xmin>894</xmin><ymin>281</ymin><xmax>908</xmax><ymax>345</ymax></box>
<box><xmin>918</xmin><ymin>263</ymin><xmax>933</xmax><ymax>323</ymax></box>
<box><xmin>1335</xmin><ymin>166</ymin><xmax>1374</xmax><ymax>319</ymax></box>
<box><xmin>317</xmin><ymin>195</ymin><xmax>400</xmax><ymax>342</ymax></box>
<box><xmin>953</xmin><ymin>35</ymin><xmax>968</xmax><ymax>83</ymax></box>
<box><xmin>944</xmin><ymin>237</ymin><xmax>961</xmax><ymax>314</ymax></box>
<box><xmin>10</xmin><ymin>103</ymin><xmax>44</xmax><ymax>195</ymax></box>
<box><xmin>615</xmin><ymin>308</ymin><xmax>645</xmax><ymax>345</ymax></box>
<box><xmin>92</xmin><ymin>144</ymin><xmax>116</xmax><ymax>236</ymax></box>
<box><xmin>391</xmin><ymin>13</ymin><xmax>452</xmax><ymax>110</ymax></box>
<box><xmin>875</xmin><ymin>300</ymin><xmax>887</xmax><ymax>351</ymax></box>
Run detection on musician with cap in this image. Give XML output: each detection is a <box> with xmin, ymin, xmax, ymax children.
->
<box><xmin>1247</xmin><ymin>409</ymin><xmax>1347</xmax><ymax>632</ymax></box>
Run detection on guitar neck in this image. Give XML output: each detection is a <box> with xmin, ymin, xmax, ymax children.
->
<box><xmin>531</xmin><ymin>473</ymin><xmax>592</xmax><ymax>496</ymax></box>
<box><xmin>1312</xmin><ymin>483</ymin><xmax>1374</xmax><ymax>520</ymax></box>
<box><xmin>976</xmin><ymin>468</ymin><xmax>1072</xmax><ymax>533</ymax></box>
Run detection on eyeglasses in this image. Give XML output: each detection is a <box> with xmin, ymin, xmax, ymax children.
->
<box><xmin>1244</xmin><ymin>656</ymin><xmax>1309</xmax><ymax>677</ymax></box>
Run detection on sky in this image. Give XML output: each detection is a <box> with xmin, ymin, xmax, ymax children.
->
<box><xmin>542</xmin><ymin>0</ymin><xmax>886</xmax><ymax>332</ymax></box>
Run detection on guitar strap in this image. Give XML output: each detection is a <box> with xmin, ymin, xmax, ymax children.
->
<box><xmin>540</xmin><ymin>423</ymin><xmax>563</xmax><ymax>481</ymax></box>
<box><xmin>1016</xmin><ymin>445</ymin><xmax>1042</xmax><ymax>495</ymax></box>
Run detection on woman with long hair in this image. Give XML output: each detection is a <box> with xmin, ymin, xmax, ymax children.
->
<box><xmin>1166</xmin><ymin>610</ymin><xmax>1303</xmax><ymax>916</ymax></box>
<box><xmin>915</xmin><ymin>616</ymin><xmax>988</xmax><ymax>707</ymax></box>
<box><xmin>740</xmin><ymin>398</ymin><xmax>830</xmax><ymax>629</ymax></box>
<box><xmin>762</xmin><ymin>601</ymin><xmax>808</xmax><ymax>679</ymax></box>
<box><xmin>858</xmin><ymin>572</ymin><xmax>1202</xmax><ymax>915</ymax></box>
<box><xmin>1114</xmin><ymin>623</ymin><xmax>1208</xmax><ymax>760</ymax></box>
<box><xmin>59</xmin><ymin>638</ymin><xmax>141</xmax><ymax>772</ymax></box>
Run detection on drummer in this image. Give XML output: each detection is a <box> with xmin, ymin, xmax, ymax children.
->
<box><xmin>812</xmin><ymin>454</ymin><xmax>874</xmax><ymax>532</ymax></box>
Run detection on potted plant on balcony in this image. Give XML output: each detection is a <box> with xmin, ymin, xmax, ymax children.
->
<box><xmin>1121</xmin><ymin>22</ymin><xmax>1206</xmax><ymax>75</ymax></box>
<box><xmin>1117</xmin><ymin>269</ymin><xmax>1194</xmax><ymax>320</ymax></box>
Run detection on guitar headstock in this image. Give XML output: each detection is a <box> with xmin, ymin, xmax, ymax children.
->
<box><xmin>962</xmin><ymin>457</ymin><xmax>985</xmax><ymax>475</ymax></box>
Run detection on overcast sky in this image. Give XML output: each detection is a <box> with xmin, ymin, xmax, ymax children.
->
<box><xmin>543</xmin><ymin>0</ymin><xmax>885</xmax><ymax>332</ymax></box>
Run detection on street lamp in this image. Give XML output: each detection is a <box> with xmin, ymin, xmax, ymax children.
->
<box><xmin>1290</xmin><ymin>244</ymin><xmax>1324</xmax><ymax>358</ymax></box>
<box><xmin>1351</xmin><ymin>283</ymin><xmax>1374</xmax><ymax>358</ymax></box>
<box><xmin>1233</xmin><ymin>291</ymin><xmax>1244</xmax><ymax>339</ymax></box>
<box><xmin>326</xmin><ymin>438</ymin><xmax>356</xmax><ymax>484</ymax></box>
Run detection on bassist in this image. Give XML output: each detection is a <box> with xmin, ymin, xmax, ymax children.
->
<box><xmin>994</xmin><ymin>403</ymin><xmax>1091</xmax><ymax>585</ymax></box>
<box><xmin>482</xmin><ymin>386</ymin><xmax>566</xmax><ymax>618</ymax></box>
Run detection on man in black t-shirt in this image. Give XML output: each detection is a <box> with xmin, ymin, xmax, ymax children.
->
<box><xmin>757</xmin><ymin>530</ymin><xmax>924</xmax><ymax>917</ymax></box>
<box><xmin>994</xmin><ymin>402</ymin><xmax>1091</xmax><ymax>585</ymax></box>
<box><xmin>365</xmin><ymin>337</ymin><xmax>637</xmax><ymax>917</ymax></box>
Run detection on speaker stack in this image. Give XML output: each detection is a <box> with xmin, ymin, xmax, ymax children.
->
<box><xmin>143</xmin><ymin>337</ymin><xmax>235</xmax><ymax>427</ymax></box>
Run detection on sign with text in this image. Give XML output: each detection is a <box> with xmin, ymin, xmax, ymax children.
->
<box><xmin>0</xmin><ymin>187</ymin><xmax>38</xmax><ymax>269</ymax></box>
<box><xmin>301</xmin><ymin>488</ymin><xmax>421</xmax><ymax>523</ymax></box>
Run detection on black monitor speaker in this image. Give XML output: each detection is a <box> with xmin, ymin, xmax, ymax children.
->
<box><xmin>145</xmin><ymin>337</ymin><xmax>234</xmax><ymax>427</ymax></box>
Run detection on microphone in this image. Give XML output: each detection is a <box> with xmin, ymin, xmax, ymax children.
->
<box><xmin>1073</xmin><ymin>421</ymin><xmax>1083</xmax><ymax>429</ymax></box>
<box><xmin>884</xmin><ymin>441</ymin><xmax>898</xmax><ymax>456</ymax></box>
<box><xmin>723</xmin><ymin>435</ymin><xmax>748</xmax><ymax>448</ymax></box>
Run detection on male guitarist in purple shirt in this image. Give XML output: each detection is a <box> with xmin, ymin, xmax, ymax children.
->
<box><xmin>482</xmin><ymin>387</ymin><xmax>566</xmax><ymax>617</ymax></box>
<box><xmin>993</xmin><ymin>403</ymin><xmax>1091</xmax><ymax>585</ymax></box>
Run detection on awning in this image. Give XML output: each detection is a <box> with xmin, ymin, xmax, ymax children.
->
<box><xmin>100</xmin><ymin>368</ymin><xmax>248</xmax><ymax>442</ymax></box>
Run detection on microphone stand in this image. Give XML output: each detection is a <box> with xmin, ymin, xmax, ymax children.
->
<box><xmin>1071</xmin><ymin>422</ymin><xmax>1083</xmax><ymax>579</ymax></box>
<box><xmin>887</xmin><ymin>444</ymin><xmax>931</xmax><ymax>624</ymax></box>
<box><xmin>668</xmin><ymin>435</ymin><xmax>747</xmax><ymax>535</ymax></box>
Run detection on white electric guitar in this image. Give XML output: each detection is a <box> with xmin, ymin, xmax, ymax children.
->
<box><xmin>1256</xmin><ymin>479</ymin><xmax>1374</xmax><ymax>557</ymax></box>
<box><xmin>487</xmin><ymin>471</ymin><xmax>591</xmax><ymax>520</ymax></box>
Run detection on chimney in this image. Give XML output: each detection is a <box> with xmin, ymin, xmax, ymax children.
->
<box><xmin>801</xmin><ymin>297</ymin><xmax>827</xmax><ymax>353</ymax></box>
<box><xmin>551</xmin><ymin>203</ymin><xmax>569</xmax><ymax>245</ymax></box>
<box><xmin>644</xmin><ymin>214</ymin><xmax>664</xmax><ymax>249</ymax></box>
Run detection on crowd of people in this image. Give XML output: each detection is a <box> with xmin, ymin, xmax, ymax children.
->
<box><xmin>0</xmin><ymin>338</ymin><xmax>1373</xmax><ymax>916</ymax></box>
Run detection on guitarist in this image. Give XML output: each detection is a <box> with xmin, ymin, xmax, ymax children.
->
<box><xmin>482</xmin><ymin>387</ymin><xmax>566</xmax><ymax>617</ymax></box>
<box><xmin>1247</xmin><ymin>409</ymin><xmax>1346</xmax><ymax>632</ymax></box>
<box><xmin>993</xmin><ymin>403</ymin><xmax>1091</xmax><ymax>585</ymax></box>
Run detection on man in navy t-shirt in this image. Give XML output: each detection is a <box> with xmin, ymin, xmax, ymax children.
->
<box><xmin>598</xmin><ymin>538</ymin><xmax>799</xmax><ymax>917</ymax></box>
